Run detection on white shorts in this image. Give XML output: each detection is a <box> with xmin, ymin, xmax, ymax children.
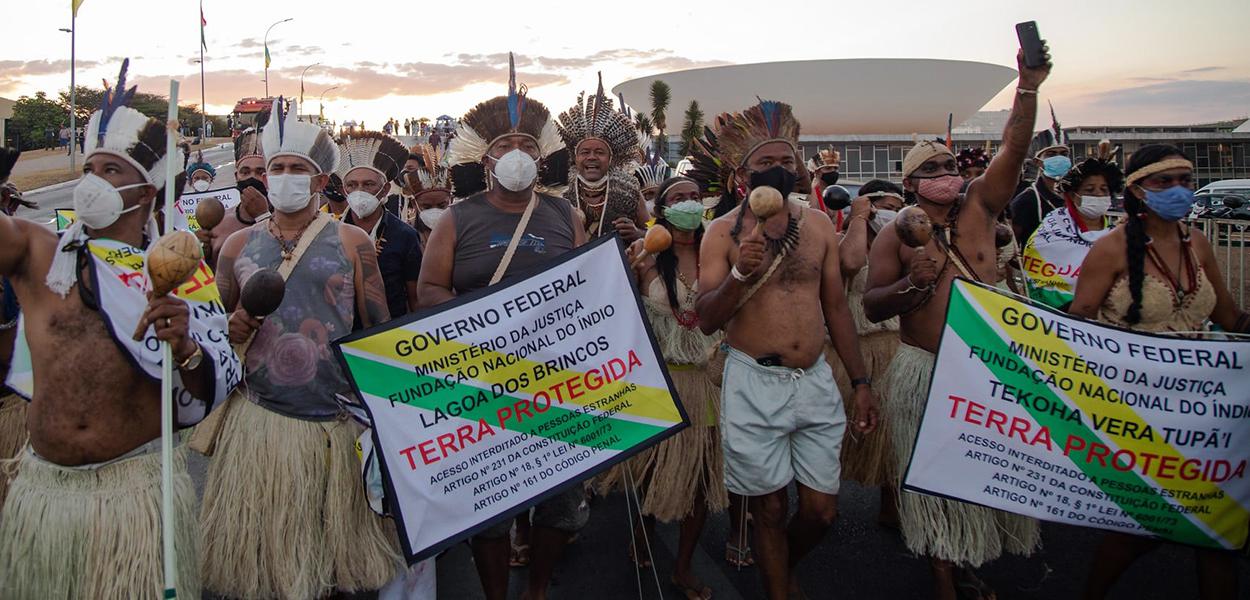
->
<box><xmin>720</xmin><ymin>346</ymin><xmax>846</xmax><ymax>497</ymax></box>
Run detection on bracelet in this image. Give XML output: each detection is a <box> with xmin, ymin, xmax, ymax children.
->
<box><xmin>731</xmin><ymin>265</ymin><xmax>750</xmax><ymax>283</ymax></box>
<box><xmin>896</xmin><ymin>274</ymin><xmax>929</xmax><ymax>295</ymax></box>
<box><xmin>851</xmin><ymin>376</ymin><xmax>871</xmax><ymax>388</ymax></box>
<box><xmin>1016</xmin><ymin>87</ymin><xmax>1039</xmax><ymax>96</ymax></box>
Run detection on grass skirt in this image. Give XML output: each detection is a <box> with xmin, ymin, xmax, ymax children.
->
<box><xmin>827</xmin><ymin>332</ymin><xmax>899</xmax><ymax>486</ymax></box>
<box><xmin>199</xmin><ymin>396</ymin><xmax>402</xmax><ymax>599</ymax></box>
<box><xmin>0</xmin><ymin>393</ymin><xmax>27</xmax><ymax>507</ymax></box>
<box><xmin>883</xmin><ymin>343</ymin><xmax>1040</xmax><ymax>567</ymax></box>
<box><xmin>0</xmin><ymin>445</ymin><xmax>199</xmax><ymax>599</ymax></box>
<box><xmin>598</xmin><ymin>367</ymin><xmax>728</xmax><ymax>522</ymax></box>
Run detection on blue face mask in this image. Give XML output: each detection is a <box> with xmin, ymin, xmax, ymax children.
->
<box><xmin>1041</xmin><ymin>155</ymin><xmax>1072</xmax><ymax>180</ymax></box>
<box><xmin>1141</xmin><ymin>185</ymin><xmax>1196</xmax><ymax>222</ymax></box>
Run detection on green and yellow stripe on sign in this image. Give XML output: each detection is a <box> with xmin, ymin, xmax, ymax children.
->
<box><xmin>951</xmin><ymin>281</ymin><xmax>1248</xmax><ymax>549</ymax></box>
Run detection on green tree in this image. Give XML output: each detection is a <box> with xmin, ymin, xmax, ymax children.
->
<box><xmin>679</xmin><ymin>100</ymin><xmax>704</xmax><ymax>157</ymax></box>
<box><xmin>11</xmin><ymin>92</ymin><xmax>68</xmax><ymax>150</ymax></box>
<box><xmin>634</xmin><ymin>114</ymin><xmax>653</xmax><ymax>139</ymax></box>
<box><xmin>58</xmin><ymin>86</ymin><xmax>104</xmax><ymax>124</ymax></box>
<box><xmin>648</xmin><ymin>80</ymin><xmax>671</xmax><ymax>160</ymax></box>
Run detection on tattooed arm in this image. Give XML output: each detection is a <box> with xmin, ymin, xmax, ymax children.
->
<box><xmin>342</xmin><ymin>224</ymin><xmax>391</xmax><ymax>328</ymax></box>
<box><xmin>970</xmin><ymin>48</ymin><xmax>1051</xmax><ymax>216</ymax></box>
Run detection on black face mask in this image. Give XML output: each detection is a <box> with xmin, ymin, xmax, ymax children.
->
<box><xmin>820</xmin><ymin>170</ymin><xmax>840</xmax><ymax>186</ymax></box>
<box><xmin>237</xmin><ymin>177</ymin><xmax>267</xmax><ymax>196</ymax></box>
<box><xmin>748</xmin><ymin>166</ymin><xmax>797</xmax><ymax>199</ymax></box>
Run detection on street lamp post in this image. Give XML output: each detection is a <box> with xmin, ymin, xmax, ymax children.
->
<box><xmin>299</xmin><ymin>62</ymin><xmax>321</xmax><ymax>120</ymax></box>
<box><xmin>319</xmin><ymin>85</ymin><xmax>340</xmax><ymax>126</ymax></box>
<box><xmin>263</xmin><ymin>17</ymin><xmax>293</xmax><ymax>98</ymax></box>
<box><xmin>59</xmin><ymin>26</ymin><xmax>75</xmax><ymax>172</ymax></box>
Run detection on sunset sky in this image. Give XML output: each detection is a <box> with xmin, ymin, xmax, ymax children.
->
<box><xmin>4</xmin><ymin>0</ymin><xmax>1248</xmax><ymax>130</ymax></box>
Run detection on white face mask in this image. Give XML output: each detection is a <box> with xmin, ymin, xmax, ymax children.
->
<box><xmin>1076</xmin><ymin>195</ymin><xmax>1112</xmax><ymax>219</ymax></box>
<box><xmin>191</xmin><ymin>179</ymin><xmax>211</xmax><ymax>192</ymax></box>
<box><xmin>267</xmin><ymin>173</ymin><xmax>314</xmax><ymax>213</ymax></box>
<box><xmin>645</xmin><ymin>200</ymin><xmax>655</xmax><ymax>218</ymax></box>
<box><xmin>347</xmin><ymin>190</ymin><xmax>382</xmax><ymax>219</ymax></box>
<box><xmin>490</xmin><ymin>149</ymin><xmax>539</xmax><ymax>192</ymax></box>
<box><xmin>73</xmin><ymin>173</ymin><xmax>147</xmax><ymax>229</ymax></box>
<box><xmin>870</xmin><ymin>209</ymin><xmax>898</xmax><ymax>233</ymax></box>
<box><xmin>419</xmin><ymin>207</ymin><xmax>447</xmax><ymax>229</ymax></box>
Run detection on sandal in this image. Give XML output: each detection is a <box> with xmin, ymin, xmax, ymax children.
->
<box><xmin>509</xmin><ymin>543</ymin><xmax>530</xmax><ymax>568</ymax></box>
<box><xmin>724</xmin><ymin>542</ymin><xmax>754</xmax><ymax>568</ymax></box>
<box><xmin>671</xmin><ymin>575</ymin><xmax>712</xmax><ymax>600</ymax></box>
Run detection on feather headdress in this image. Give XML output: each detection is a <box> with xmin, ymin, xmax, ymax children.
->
<box><xmin>1057</xmin><ymin>139</ymin><xmax>1123</xmax><ymax>195</ymax></box>
<box><xmin>956</xmin><ymin>146</ymin><xmax>990</xmax><ymax>172</ymax></box>
<box><xmin>84</xmin><ymin>59</ymin><xmax>169</xmax><ymax>186</ymax></box>
<box><xmin>686</xmin><ymin>99</ymin><xmax>800</xmax><ymax>195</ymax></box>
<box><xmin>186</xmin><ymin>150</ymin><xmax>215</xmax><ymax>179</ymax></box>
<box><xmin>234</xmin><ymin>128</ymin><xmax>264</xmax><ymax>164</ymax></box>
<box><xmin>409</xmin><ymin>142</ymin><xmax>451</xmax><ymax>196</ymax></box>
<box><xmin>633</xmin><ymin>147</ymin><xmax>671</xmax><ymax>192</ymax></box>
<box><xmin>261</xmin><ymin>97</ymin><xmax>339</xmax><ymax>174</ymax></box>
<box><xmin>562</xmin><ymin>168</ymin><xmax>641</xmax><ymax>239</ymax></box>
<box><xmin>335</xmin><ymin>131</ymin><xmax>408</xmax><ymax>183</ymax></box>
<box><xmin>556</xmin><ymin>73</ymin><xmax>639</xmax><ymax>168</ymax></box>
<box><xmin>1031</xmin><ymin>101</ymin><xmax>1070</xmax><ymax>157</ymax></box>
<box><xmin>446</xmin><ymin>53</ymin><xmax>562</xmax><ymax>166</ymax></box>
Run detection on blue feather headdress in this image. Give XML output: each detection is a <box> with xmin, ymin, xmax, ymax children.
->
<box><xmin>96</xmin><ymin>59</ymin><xmax>139</xmax><ymax>147</ymax></box>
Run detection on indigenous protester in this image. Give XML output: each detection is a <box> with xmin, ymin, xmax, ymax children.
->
<box><xmin>0</xmin><ymin>149</ymin><xmax>33</xmax><ymax>508</ymax></box>
<box><xmin>1023</xmin><ymin>140</ymin><xmax>1122</xmax><ymax>309</ymax></box>
<box><xmin>692</xmin><ymin>99</ymin><xmax>877</xmax><ymax>600</ymax></box>
<box><xmin>418</xmin><ymin>54</ymin><xmax>588</xmax><ymax>600</ymax></box>
<box><xmin>200</xmin><ymin>124</ymin><xmax>272</xmax><ymax>266</ymax></box>
<box><xmin>202</xmin><ymin>99</ymin><xmax>401</xmax><ymax>599</ymax></box>
<box><xmin>807</xmin><ymin>147</ymin><xmax>841</xmax><ymax>209</ymax></box>
<box><xmin>321</xmin><ymin>172</ymin><xmax>349</xmax><ymax>220</ymax></box>
<box><xmin>1009</xmin><ymin>105</ymin><xmax>1071</xmax><ymax>245</ymax></box>
<box><xmin>186</xmin><ymin>150</ymin><xmax>216</xmax><ymax>192</ymax></box>
<box><xmin>957</xmin><ymin>146</ymin><xmax>991</xmax><ymax>182</ymax></box>
<box><xmin>558</xmin><ymin>76</ymin><xmax>649</xmax><ymax>242</ymax></box>
<box><xmin>404</xmin><ymin>143</ymin><xmax>454</xmax><ymax>250</ymax></box>
<box><xmin>386</xmin><ymin>151</ymin><xmax>424</xmax><ymax>222</ymax></box>
<box><xmin>0</xmin><ymin>61</ymin><xmax>238</xmax><ymax>599</ymax></box>
<box><xmin>862</xmin><ymin>47</ymin><xmax>1052</xmax><ymax>600</ymax></box>
<box><xmin>635</xmin><ymin>146</ymin><xmax>672</xmax><ymax>217</ymax></box>
<box><xmin>607</xmin><ymin>176</ymin><xmax>727</xmax><ymax>599</ymax></box>
<box><xmin>832</xmin><ymin>178</ymin><xmax>905</xmax><ymax>526</ymax></box>
<box><xmin>337</xmin><ymin>131</ymin><xmax>424</xmax><ymax>318</ymax></box>
<box><xmin>1069</xmin><ymin>145</ymin><xmax>1249</xmax><ymax>599</ymax></box>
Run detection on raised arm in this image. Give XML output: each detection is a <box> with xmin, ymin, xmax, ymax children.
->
<box><xmin>416</xmin><ymin>209</ymin><xmax>458</xmax><ymax>308</ymax></box>
<box><xmin>971</xmin><ymin>48</ymin><xmax>1052</xmax><ymax>216</ymax></box>
<box><xmin>695</xmin><ymin>216</ymin><xmax>760</xmax><ymax>335</ymax></box>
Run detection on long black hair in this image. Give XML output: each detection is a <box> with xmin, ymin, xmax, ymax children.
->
<box><xmin>1121</xmin><ymin>144</ymin><xmax>1191</xmax><ymax>325</ymax></box>
<box><xmin>653</xmin><ymin>176</ymin><xmax>703</xmax><ymax>312</ymax></box>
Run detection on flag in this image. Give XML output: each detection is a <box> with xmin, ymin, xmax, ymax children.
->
<box><xmin>199</xmin><ymin>1</ymin><xmax>207</xmax><ymax>51</ymax></box>
<box><xmin>264</xmin><ymin>44</ymin><xmax>271</xmax><ymax>69</ymax></box>
<box><xmin>71</xmin><ymin>0</ymin><xmax>85</xmax><ymax>17</ymax></box>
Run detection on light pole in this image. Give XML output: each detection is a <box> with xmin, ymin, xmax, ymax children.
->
<box><xmin>263</xmin><ymin>17</ymin><xmax>293</xmax><ymax>98</ymax></box>
<box><xmin>59</xmin><ymin>26</ymin><xmax>75</xmax><ymax>171</ymax></box>
<box><xmin>319</xmin><ymin>85</ymin><xmax>340</xmax><ymax>125</ymax></box>
<box><xmin>299</xmin><ymin>62</ymin><xmax>321</xmax><ymax>120</ymax></box>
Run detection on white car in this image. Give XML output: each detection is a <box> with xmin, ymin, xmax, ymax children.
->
<box><xmin>1197</xmin><ymin>179</ymin><xmax>1250</xmax><ymax>197</ymax></box>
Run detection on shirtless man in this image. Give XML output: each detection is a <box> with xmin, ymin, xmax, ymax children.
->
<box><xmin>0</xmin><ymin>68</ymin><xmax>236</xmax><ymax>598</ymax></box>
<box><xmin>694</xmin><ymin>100</ymin><xmax>876</xmax><ymax>600</ymax></box>
<box><xmin>862</xmin><ymin>48</ymin><xmax>1051</xmax><ymax>600</ymax></box>
<box><xmin>200</xmin><ymin>100</ymin><xmax>401</xmax><ymax>599</ymax></box>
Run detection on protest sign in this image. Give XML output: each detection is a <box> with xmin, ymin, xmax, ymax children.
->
<box><xmin>54</xmin><ymin>208</ymin><xmax>76</xmax><ymax>232</ymax></box>
<box><xmin>333</xmin><ymin>235</ymin><xmax>688</xmax><ymax>562</ymax></box>
<box><xmin>169</xmin><ymin>186</ymin><xmax>240</xmax><ymax>231</ymax></box>
<box><xmin>904</xmin><ymin>279</ymin><xmax>1250</xmax><ymax>550</ymax></box>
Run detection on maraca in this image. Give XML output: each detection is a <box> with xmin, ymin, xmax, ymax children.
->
<box><xmin>241</xmin><ymin>268</ymin><xmax>285</xmax><ymax>320</ymax></box>
<box><xmin>994</xmin><ymin>222</ymin><xmax>1014</xmax><ymax>248</ymax></box>
<box><xmin>630</xmin><ymin>226</ymin><xmax>673</xmax><ymax>268</ymax></box>
<box><xmin>195</xmin><ymin>197</ymin><xmax>225</xmax><ymax>231</ymax></box>
<box><xmin>894</xmin><ymin>205</ymin><xmax>934</xmax><ymax>249</ymax></box>
<box><xmin>133</xmin><ymin>231</ymin><xmax>203</xmax><ymax>340</ymax></box>
<box><xmin>748</xmin><ymin>186</ymin><xmax>786</xmax><ymax>236</ymax></box>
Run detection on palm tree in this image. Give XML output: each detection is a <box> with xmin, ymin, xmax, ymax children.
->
<box><xmin>634</xmin><ymin>113</ymin><xmax>653</xmax><ymax>138</ymax></box>
<box><xmin>679</xmin><ymin>100</ymin><xmax>704</xmax><ymax>157</ymax></box>
<box><xmin>649</xmin><ymin>80</ymin><xmax>671</xmax><ymax>160</ymax></box>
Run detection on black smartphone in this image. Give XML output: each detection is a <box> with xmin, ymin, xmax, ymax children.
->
<box><xmin>1016</xmin><ymin>21</ymin><xmax>1045</xmax><ymax>68</ymax></box>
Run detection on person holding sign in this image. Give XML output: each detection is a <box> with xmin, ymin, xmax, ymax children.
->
<box><xmin>0</xmin><ymin>61</ymin><xmax>238</xmax><ymax>599</ymax></box>
<box><xmin>1069</xmin><ymin>144</ymin><xmax>1250</xmax><ymax>599</ymax></box>
<box><xmin>1022</xmin><ymin>140</ymin><xmax>1121</xmax><ymax>310</ymax></box>
<box><xmin>862</xmin><ymin>45</ymin><xmax>1052</xmax><ymax>600</ymax></box>
<box><xmin>337</xmin><ymin>131</ymin><xmax>424</xmax><ymax>318</ymax></box>
<box><xmin>691</xmin><ymin>99</ymin><xmax>876</xmax><ymax>600</ymax></box>
<box><xmin>419</xmin><ymin>55</ymin><xmax>588</xmax><ymax>600</ymax></box>
<box><xmin>614</xmin><ymin>176</ymin><xmax>726</xmax><ymax>599</ymax></box>
<box><xmin>202</xmin><ymin>99</ymin><xmax>401</xmax><ymax>599</ymax></box>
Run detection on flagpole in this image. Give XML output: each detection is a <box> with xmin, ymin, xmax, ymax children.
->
<box><xmin>69</xmin><ymin>11</ymin><xmax>77</xmax><ymax>173</ymax></box>
<box><xmin>263</xmin><ymin>17</ymin><xmax>293</xmax><ymax>98</ymax></box>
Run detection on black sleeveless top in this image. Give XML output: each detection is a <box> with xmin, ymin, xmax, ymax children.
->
<box><xmin>450</xmin><ymin>193</ymin><xmax>577</xmax><ymax>294</ymax></box>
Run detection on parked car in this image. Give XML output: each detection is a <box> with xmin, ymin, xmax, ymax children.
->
<box><xmin>1192</xmin><ymin>193</ymin><xmax>1250</xmax><ymax>220</ymax></box>
<box><xmin>1197</xmin><ymin>179</ymin><xmax>1250</xmax><ymax>198</ymax></box>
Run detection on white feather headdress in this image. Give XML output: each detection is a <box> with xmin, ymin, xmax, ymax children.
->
<box><xmin>261</xmin><ymin>98</ymin><xmax>339</xmax><ymax>174</ymax></box>
<box><xmin>334</xmin><ymin>131</ymin><xmax>408</xmax><ymax>182</ymax></box>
